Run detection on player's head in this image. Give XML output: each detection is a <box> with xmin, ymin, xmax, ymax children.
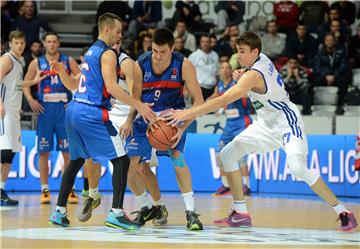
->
<box><xmin>98</xmin><ymin>12</ymin><xmax>122</xmax><ymax>47</ymax></box>
<box><xmin>152</xmin><ymin>29</ymin><xmax>174</xmax><ymax>65</ymax></box>
<box><xmin>8</xmin><ymin>29</ymin><xmax>26</xmax><ymax>56</ymax></box>
<box><xmin>43</xmin><ymin>31</ymin><xmax>60</xmax><ymax>56</ymax></box>
<box><xmin>219</xmin><ymin>61</ymin><xmax>233</xmax><ymax>80</ymax></box>
<box><xmin>236</xmin><ymin>31</ymin><xmax>261</xmax><ymax>68</ymax></box>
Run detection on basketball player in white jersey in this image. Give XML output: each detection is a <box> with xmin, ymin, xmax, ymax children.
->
<box><xmin>0</xmin><ymin>30</ymin><xmax>45</xmax><ymax>205</ymax></box>
<box><xmin>166</xmin><ymin>31</ymin><xmax>358</xmax><ymax>232</ymax></box>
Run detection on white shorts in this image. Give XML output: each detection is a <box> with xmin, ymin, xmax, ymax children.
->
<box><xmin>0</xmin><ymin>111</ymin><xmax>22</xmax><ymax>152</ymax></box>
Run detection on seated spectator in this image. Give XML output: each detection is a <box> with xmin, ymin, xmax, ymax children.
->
<box><xmin>137</xmin><ymin>34</ymin><xmax>152</xmax><ymax>57</ymax></box>
<box><xmin>261</xmin><ymin>20</ymin><xmax>286</xmax><ymax>61</ymax></box>
<box><xmin>349</xmin><ymin>24</ymin><xmax>360</xmax><ymax>68</ymax></box>
<box><xmin>279</xmin><ymin>56</ymin><xmax>312</xmax><ymax>114</ymax></box>
<box><xmin>189</xmin><ymin>34</ymin><xmax>219</xmax><ymax>100</ymax></box>
<box><xmin>214</xmin><ymin>1</ymin><xmax>245</xmax><ymax>31</ymax></box>
<box><xmin>318</xmin><ymin>7</ymin><xmax>348</xmax><ymax>43</ymax></box>
<box><xmin>328</xmin><ymin>19</ymin><xmax>348</xmax><ymax>48</ymax></box>
<box><xmin>11</xmin><ymin>0</ymin><xmax>51</xmax><ymax>50</ymax></box>
<box><xmin>215</xmin><ymin>24</ymin><xmax>239</xmax><ymax>58</ymax></box>
<box><xmin>286</xmin><ymin>22</ymin><xmax>317</xmax><ymax>67</ymax></box>
<box><xmin>273</xmin><ymin>0</ymin><xmax>299</xmax><ymax>37</ymax></box>
<box><xmin>314</xmin><ymin>33</ymin><xmax>348</xmax><ymax>112</ymax></box>
<box><xmin>121</xmin><ymin>38</ymin><xmax>136</xmax><ymax>60</ymax></box>
<box><xmin>127</xmin><ymin>0</ymin><xmax>163</xmax><ymax>39</ymax></box>
<box><xmin>174</xmin><ymin>36</ymin><xmax>192</xmax><ymax>58</ymax></box>
<box><xmin>299</xmin><ymin>1</ymin><xmax>329</xmax><ymax>34</ymax></box>
<box><xmin>331</xmin><ymin>0</ymin><xmax>356</xmax><ymax>26</ymax></box>
<box><xmin>210</xmin><ymin>34</ymin><xmax>217</xmax><ymax>52</ymax></box>
<box><xmin>173</xmin><ymin>19</ymin><xmax>196</xmax><ymax>52</ymax></box>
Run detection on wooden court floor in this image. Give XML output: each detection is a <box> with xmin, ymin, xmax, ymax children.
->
<box><xmin>1</xmin><ymin>193</ymin><xmax>359</xmax><ymax>249</ymax></box>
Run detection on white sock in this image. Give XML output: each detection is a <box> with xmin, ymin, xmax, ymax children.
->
<box><xmin>232</xmin><ymin>200</ymin><xmax>248</xmax><ymax>213</ymax></box>
<box><xmin>221</xmin><ymin>176</ymin><xmax>229</xmax><ymax>187</ymax></box>
<box><xmin>242</xmin><ymin>176</ymin><xmax>250</xmax><ymax>187</ymax></box>
<box><xmin>111</xmin><ymin>208</ymin><xmax>124</xmax><ymax>215</ymax></box>
<box><xmin>332</xmin><ymin>202</ymin><xmax>348</xmax><ymax>215</ymax></box>
<box><xmin>181</xmin><ymin>191</ymin><xmax>195</xmax><ymax>211</ymax></box>
<box><xmin>55</xmin><ymin>206</ymin><xmax>67</xmax><ymax>215</ymax></box>
<box><xmin>136</xmin><ymin>191</ymin><xmax>152</xmax><ymax>209</ymax></box>
<box><xmin>0</xmin><ymin>181</ymin><xmax>5</xmax><ymax>190</ymax></box>
<box><xmin>41</xmin><ymin>184</ymin><xmax>49</xmax><ymax>192</ymax></box>
<box><xmin>154</xmin><ymin>199</ymin><xmax>165</xmax><ymax>206</ymax></box>
<box><xmin>89</xmin><ymin>188</ymin><xmax>100</xmax><ymax>200</ymax></box>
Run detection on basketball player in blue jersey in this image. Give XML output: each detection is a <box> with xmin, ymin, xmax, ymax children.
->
<box><xmin>125</xmin><ymin>29</ymin><xmax>204</xmax><ymax>231</ymax></box>
<box><xmin>48</xmin><ymin>13</ymin><xmax>155</xmax><ymax>230</ymax></box>
<box><xmin>166</xmin><ymin>31</ymin><xmax>358</xmax><ymax>232</ymax></box>
<box><xmin>208</xmin><ymin>62</ymin><xmax>252</xmax><ymax>197</ymax></box>
<box><xmin>24</xmin><ymin>32</ymin><xmax>81</xmax><ymax>204</ymax></box>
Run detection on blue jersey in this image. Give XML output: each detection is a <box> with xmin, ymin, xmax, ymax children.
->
<box><xmin>73</xmin><ymin>39</ymin><xmax>119</xmax><ymax>110</ymax></box>
<box><xmin>218</xmin><ymin>79</ymin><xmax>252</xmax><ymax>131</ymax></box>
<box><xmin>138</xmin><ymin>51</ymin><xmax>185</xmax><ymax>113</ymax></box>
<box><xmin>37</xmin><ymin>54</ymin><xmax>72</xmax><ymax>103</ymax></box>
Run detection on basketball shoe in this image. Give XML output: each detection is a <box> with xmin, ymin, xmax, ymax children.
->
<box><xmin>132</xmin><ymin>205</ymin><xmax>161</xmax><ymax>226</ymax></box>
<box><xmin>214</xmin><ymin>210</ymin><xmax>252</xmax><ymax>227</ymax></box>
<box><xmin>152</xmin><ymin>205</ymin><xmax>168</xmax><ymax>226</ymax></box>
<box><xmin>185</xmin><ymin>210</ymin><xmax>203</xmax><ymax>231</ymax></box>
<box><xmin>104</xmin><ymin>210</ymin><xmax>138</xmax><ymax>230</ymax></box>
<box><xmin>0</xmin><ymin>189</ymin><xmax>18</xmax><ymax>206</ymax></box>
<box><xmin>338</xmin><ymin>212</ymin><xmax>358</xmax><ymax>232</ymax></box>
<box><xmin>68</xmin><ymin>189</ymin><xmax>79</xmax><ymax>204</ymax></box>
<box><xmin>78</xmin><ymin>196</ymin><xmax>101</xmax><ymax>222</ymax></box>
<box><xmin>242</xmin><ymin>184</ymin><xmax>251</xmax><ymax>196</ymax></box>
<box><xmin>213</xmin><ymin>185</ymin><xmax>230</xmax><ymax>196</ymax></box>
<box><xmin>48</xmin><ymin>209</ymin><xmax>70</xmax><ymax>227</ymax></box>
<box><xmin>41</xmin><ymin>189</ymin><xmax>51</xmax><ymax>204</ymax></box>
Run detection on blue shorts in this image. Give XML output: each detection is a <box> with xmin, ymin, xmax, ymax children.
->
<box><xmin>36</xmin><ymin>102</ymin><xmax>69</xmax><ymax>152</ymax></box>
<box><xmin>125</xmin><ymin>118</ymin><xmax>186</xmax><ymax>163</ymax></box>
<box><xmin>65</xmin><ymin>101</ymin><xmax>126</xmax><ymax>164</ymax></box>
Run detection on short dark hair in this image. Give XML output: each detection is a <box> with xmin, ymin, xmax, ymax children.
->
<box><xmin>98</xmin><ymin>12</ymin><xmax>122</xmax><ymax>32</ymax></box>
<box><xmin>236</xmin><ymin>31</ymin><xmax>262</xmax><ymax>53</ymax></box>
<box><xmin>43</xmin><ymin>31</ymin><xmax>59</xmax><ymax>41</ymax></box>
<box><xmin>9</xmin><ymin>29</ymin><xmax>25</xmax><ymax>41</ymax></box>
<box><xmin>153</xmin><ymin>29</ymin><xmax>174</xmax><ymax>48</ymax></box>
<box><xmin>297</xmin><ymin>21</ymin><xmax>306</xmax><ymax>28</ymax></box>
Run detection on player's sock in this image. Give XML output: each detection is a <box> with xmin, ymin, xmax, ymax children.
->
<box><xmin>0</xmin><ymin>181</ymin><xmax>5</xmax><ymax>190</ymax></box>
<box><xmin>136</xmin><ymin>191</ymin><xmax>152</xmax><ymax>208</ymax></box>
<box><xmin>153</xmin><ymin>198</ymin><xmax>165</xmax><ymax>206</ymax></box>
<box><xmin>41</xmin><ymin>184</ymin><xmax>49</xmax><ymax>192</ymax></box>
<box><xmin>243</xmin><ymin>176</ymin><xmax>250</xmax><ymax>187</ymax></box>
<box><xmin>181</xmin><ymin>191</ymin><xmax>195</xmax><ymax>211</ymax></box>
<box><xmin>221</xmin><ymin>176</ymin><xmax>229</xmax><ymax>187</ymax></box>
<box><xmin>89</xmin><ymin>188</ymin><xmax>100</xmax><ymax>200</ymax></box>
<box><xmin>110</xmin><ymin>155</ymin><xmax>129</xmax><ymax>209</ymax></box>
<box><xmin>83</xmin><ymin>178</ymin><xmax>89</xmax><ymax>191</ymax></box>
<box><xmin>332</xmin><ymin>202</ymin><xmax>349</xmax><ymax>215</ymax></box>
<box><xmin>232</xmin><ymin>200</ymin><xmax>248</xmax><ymax>213</ymax></box>
<box><xmin>55</xmin><ymin>206</ymin><xmax>67</xmax><ymax>215</ymax></box>
<box><xmin>111</xmin><ymin>208</ymin><xmax>124</xmax><ymax>215</ymax></box>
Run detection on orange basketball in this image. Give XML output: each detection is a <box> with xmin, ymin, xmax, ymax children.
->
<box><xmin>147</xmin><ymin>120</ymin><xmax>178</xmax><ymax>151</ymax></box>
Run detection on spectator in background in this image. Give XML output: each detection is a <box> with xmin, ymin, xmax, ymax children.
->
<box><xmin>174</xmin><ymin>36</ymin><xmax>192</xmax><ymax>58</ymax></box>
<box><xmin>331</xmin><ymin>0</ymin><xmax>356</xmax><ymax>26</ymax></box>
<box><xmin>349</xmin><ymin>24</ymin><xmax>360</xmax><ymax>68</ymax></box>
<box><xmin>127</xmin><ymin>0</ymin><xmax>163</xmax><ymax>39</ymax></box>
<box><xmin>215</xmin><ymin>24</ymin><xmax>239</xmax><ymax>58</ymax></box>
<box><xmin>173</xmin><ymin>19</ymin><xmax>196</xmax><ymax>52</ymax></box>
<box><xmin>210</xmin><ymin>34</ymin><xmax>217</xmax><ymax>52</ymax></box>
<box><xmin>286</xmin><ymin>22</ymin><xmax>317</xmax><ymax>67</ymax></box>
<box><xmin>214</xmin><ymin>1</ymin><xmax>245</xmax><ymax>32</ymax></box>
<box><xmin>279</xmin><ymin>56</ymin><xmax>312</xmax><ymax>114</ymax></box>
<box><xmin>78</xmin><ymin>46</ymin><xmax>89</xmax><ymax>65</ymax></box>
<box><xmin>299</xmin><ymin>1</ymin><xmax>329</xmax><ymax>34</ymax></box>
<box><xmin>0</xmin><ymin>39</ymin><xmax>7</xmax><ymax>55</ymax></box>
<box><xmin>189</xmin><ymin>34</ymin><xmax>219</xmax><ymax>100</ymax></box>
<box><xmin>137</xmin><ymin>34</ymin><xmax>152</xmax><ymax>57</ymax></box>
<box><xmin>11</xmin><ymin>1</ymin><xmax>52</xmax><ymax>50</ymax></box>
<box><xmin>314</xmin><ymin>33</ymin><xmax>348</xmax><ymax>112</ymax></box>
<box><xmin>1</xmin><ymin>1</ymin><xmax>20</xmax><ymax>42</ymax></box>
<box><xmin>273</xmin><ymin>0</ymin><xmax>299</xmax><ymax>37</ymax></box>
<box><xmin>122</xmin><ymin>38</ymin><xmax>136</xmax><ymax>60</ymax></box>
<box><xmin>261</xmin><ymin>20</ymin><xmax>286</xmax><ymax>61</ymax></box>
<box><xmin>328</xmin><ymin>19</ymin><xmax>348</xmax><ymax>48</ymax></box>
<box><xmin>319</xmin><ymin>7</ymin><xmax>348</xmax><ymax>43</ymax></box>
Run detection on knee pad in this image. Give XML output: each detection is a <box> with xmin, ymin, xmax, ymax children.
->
<box><xmin>170</xmin><ymin>151</ymin><xmax>185</xmax><ymax>168</ymax></box>
<box><xmin>219</xmin><ymin>140</ymin><xmax>247</xmax><ymax>173</ymax></box>
<box><xmin>287</xmin><ymin>153</ymin><xmax>319</xmax><ymax>185</ymax></box>
<box><xmin>1</xmin><ymin>150</ymin><xmax>15</xmax><ymax>164</ymax></box>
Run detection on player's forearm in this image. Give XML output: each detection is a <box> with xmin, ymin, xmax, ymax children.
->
<box><xmin>22</xmin><ymin>78</ymin><xmax>39</xmax><ymax>88</ymax></box>
<box><xmin>23</xmin><ymin>86</ymin><xmax>34</xmax><ymax>101</ymax></box>
<box><xmin>107</xmin><ymin>83</ymin><xmax>142</xmax><ymax>112</ymax></box>
<box><xmin>126</xmin><ymin>107</ymin><xmax>137</xmax><ymax>123</ymax></box>
<box><xmin>57</xmin><ymin>72</ymin><xmax>79</xmax><ymax>91</ymax></box>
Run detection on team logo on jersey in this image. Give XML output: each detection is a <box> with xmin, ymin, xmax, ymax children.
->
<box><xmin>40</xmin><ymin>64</ymin><xmax>47</xmax><ymax>70</ymax></box>
<box><xmin>144</xmin><ymin>72</ymin><xmax>151</xmax><ymax>81</ymax></box>
<box><xmin>252</xmin><ymin>100</ymin><xmax>264</xmax><ymax>110</ymax></box>
<box><xmin>171</xmin><ymin>68</ymin><xmax>178</xmax><ymax>80</ymax></box>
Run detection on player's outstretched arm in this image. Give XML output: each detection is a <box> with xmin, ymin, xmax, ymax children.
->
<box><xmin>50</xmin><ymin>60</ymin><xmax>80</xmax><ymax>91</ymax></box>
<box><xmin>23</xmin><ymin>59</ymin><xmax>44</xmax><ymax>114</ymax></box>
<box><xmin>102</xmin><ymin>50</ymin><xmax>156</xmax><ymax>123</ymax></box>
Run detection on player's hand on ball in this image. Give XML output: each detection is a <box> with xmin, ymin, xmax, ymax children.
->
<box><xmin>170</xmin><ymin>125</ymin><xmax>185</xmax><ymax>149</ymax></box>
<box><xmin>146</xmin><ymin>120</ymin><xmax>159</xmax><ymax>137</ymax></box>
<box><xmin>137</xmin><ymin>102</ymin><xmax>156</xmax><ymax>124</ymax></box>
<box><xmin>119</xmin><ymin>119</ymin><xmax>133</xmax><ymax>139</ymax></box>
<box><xmin>165</xmin><ymin>109</ymin><xmax>191</xmax><ymax>127</ymax></box>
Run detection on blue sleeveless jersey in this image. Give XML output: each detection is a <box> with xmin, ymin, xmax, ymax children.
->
<box><xmin>37</xmin><ymin>54</ymin><xmax>72</xmax><ymax>103</ymax></box>
<box><xmin>73</xmin><ymin>39</ymin><xmax>119</xmax><ymax>110</ymax></box>
<box><xmin>138</xmin><ymin>51</ymin><xmax>185</xmax><ymax>113</ymax></box>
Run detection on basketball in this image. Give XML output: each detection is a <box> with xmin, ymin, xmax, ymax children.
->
<box><xmin>147</xmin><ymin>120</ymin><xmax>178</xmax><ymax>151</ymax></box>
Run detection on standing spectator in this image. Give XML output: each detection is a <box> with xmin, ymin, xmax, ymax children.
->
<box><xmin>127</xmin><ymin>0</ymin><xmax>163</xmax><ymax>39</ymax></box>
<box><xmin>173</xmin><ymin>19</ymin><xmax>196</xmax><ymax>52</ymax></box>
<box><xmin>279</xmin><ymin>56</ymin><xmax>312</xmax><ymax>114</ymax></box>
<box><xmin>331</xmin><ymin>1</ymin><xmax>356</xmax><ymax>26</ymax></box>
<box><xmin>189</xmin><ymin>34</ymin><xmax>219</xmax><ymax>100</ymax></box>
<box><xmin>299</xmin><ymin>1</ymin><xmax>329</xmax><ymax>34</ymax></box>
<box><xmin>11</xmin><ymin>1</ymin><xmax>52</xmax><ymax>50</ymax></box>
<box><xmin>137</xmin><ymin>34</ymin><xmax>152</xmax><ymax>57</ymax></box>
<box><xmin>261</xmin><ymin>20</ymin><xmax>286</xmax><ymax>61</ymax></box>
<box><xmin>1</xmin><ymin>1</ymin><xmax>19</xmax><ymax>42</ymax></box>
<box><xmin>314</xmin><ymin>33</ymin><xmax>348</xmax><ymax>112</ymax></box>
<box><xmin>174</xmin><ymin>36</ymin><xmax>192</xmax><ymax>58</ymax></box>
<box><xmin>273</xmin><ymin>0</ymin><xmax>300</xmax><ymax>37</ymax></box>
<box><xmin>214</xmin><ymin>1</ymin><xmax>245</xmax><ymax>31</ymax></box>
<box><xmin>349</xmin><ymin>24</ymin><xmax>360</xmax><ymax>68</ymax></box>
<box><xmin>286</xmin><ymin>22</ymin><xmax>318</xmax><ymax>67</ymax></box>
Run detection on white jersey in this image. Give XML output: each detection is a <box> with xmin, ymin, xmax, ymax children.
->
<box><xmin>1</xmin><ymin>53</ymin><xmax>24</xmax><ymax>113</ymax></box>
<box><xmin>248</xmin><ymin>53</ymin><xmax>304</xmax><ymax>138</ymax></box>
<box><xmin>109</xmin><ymin>52</ymin><xmax>131</xmax><ymax>119</ymax></box>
